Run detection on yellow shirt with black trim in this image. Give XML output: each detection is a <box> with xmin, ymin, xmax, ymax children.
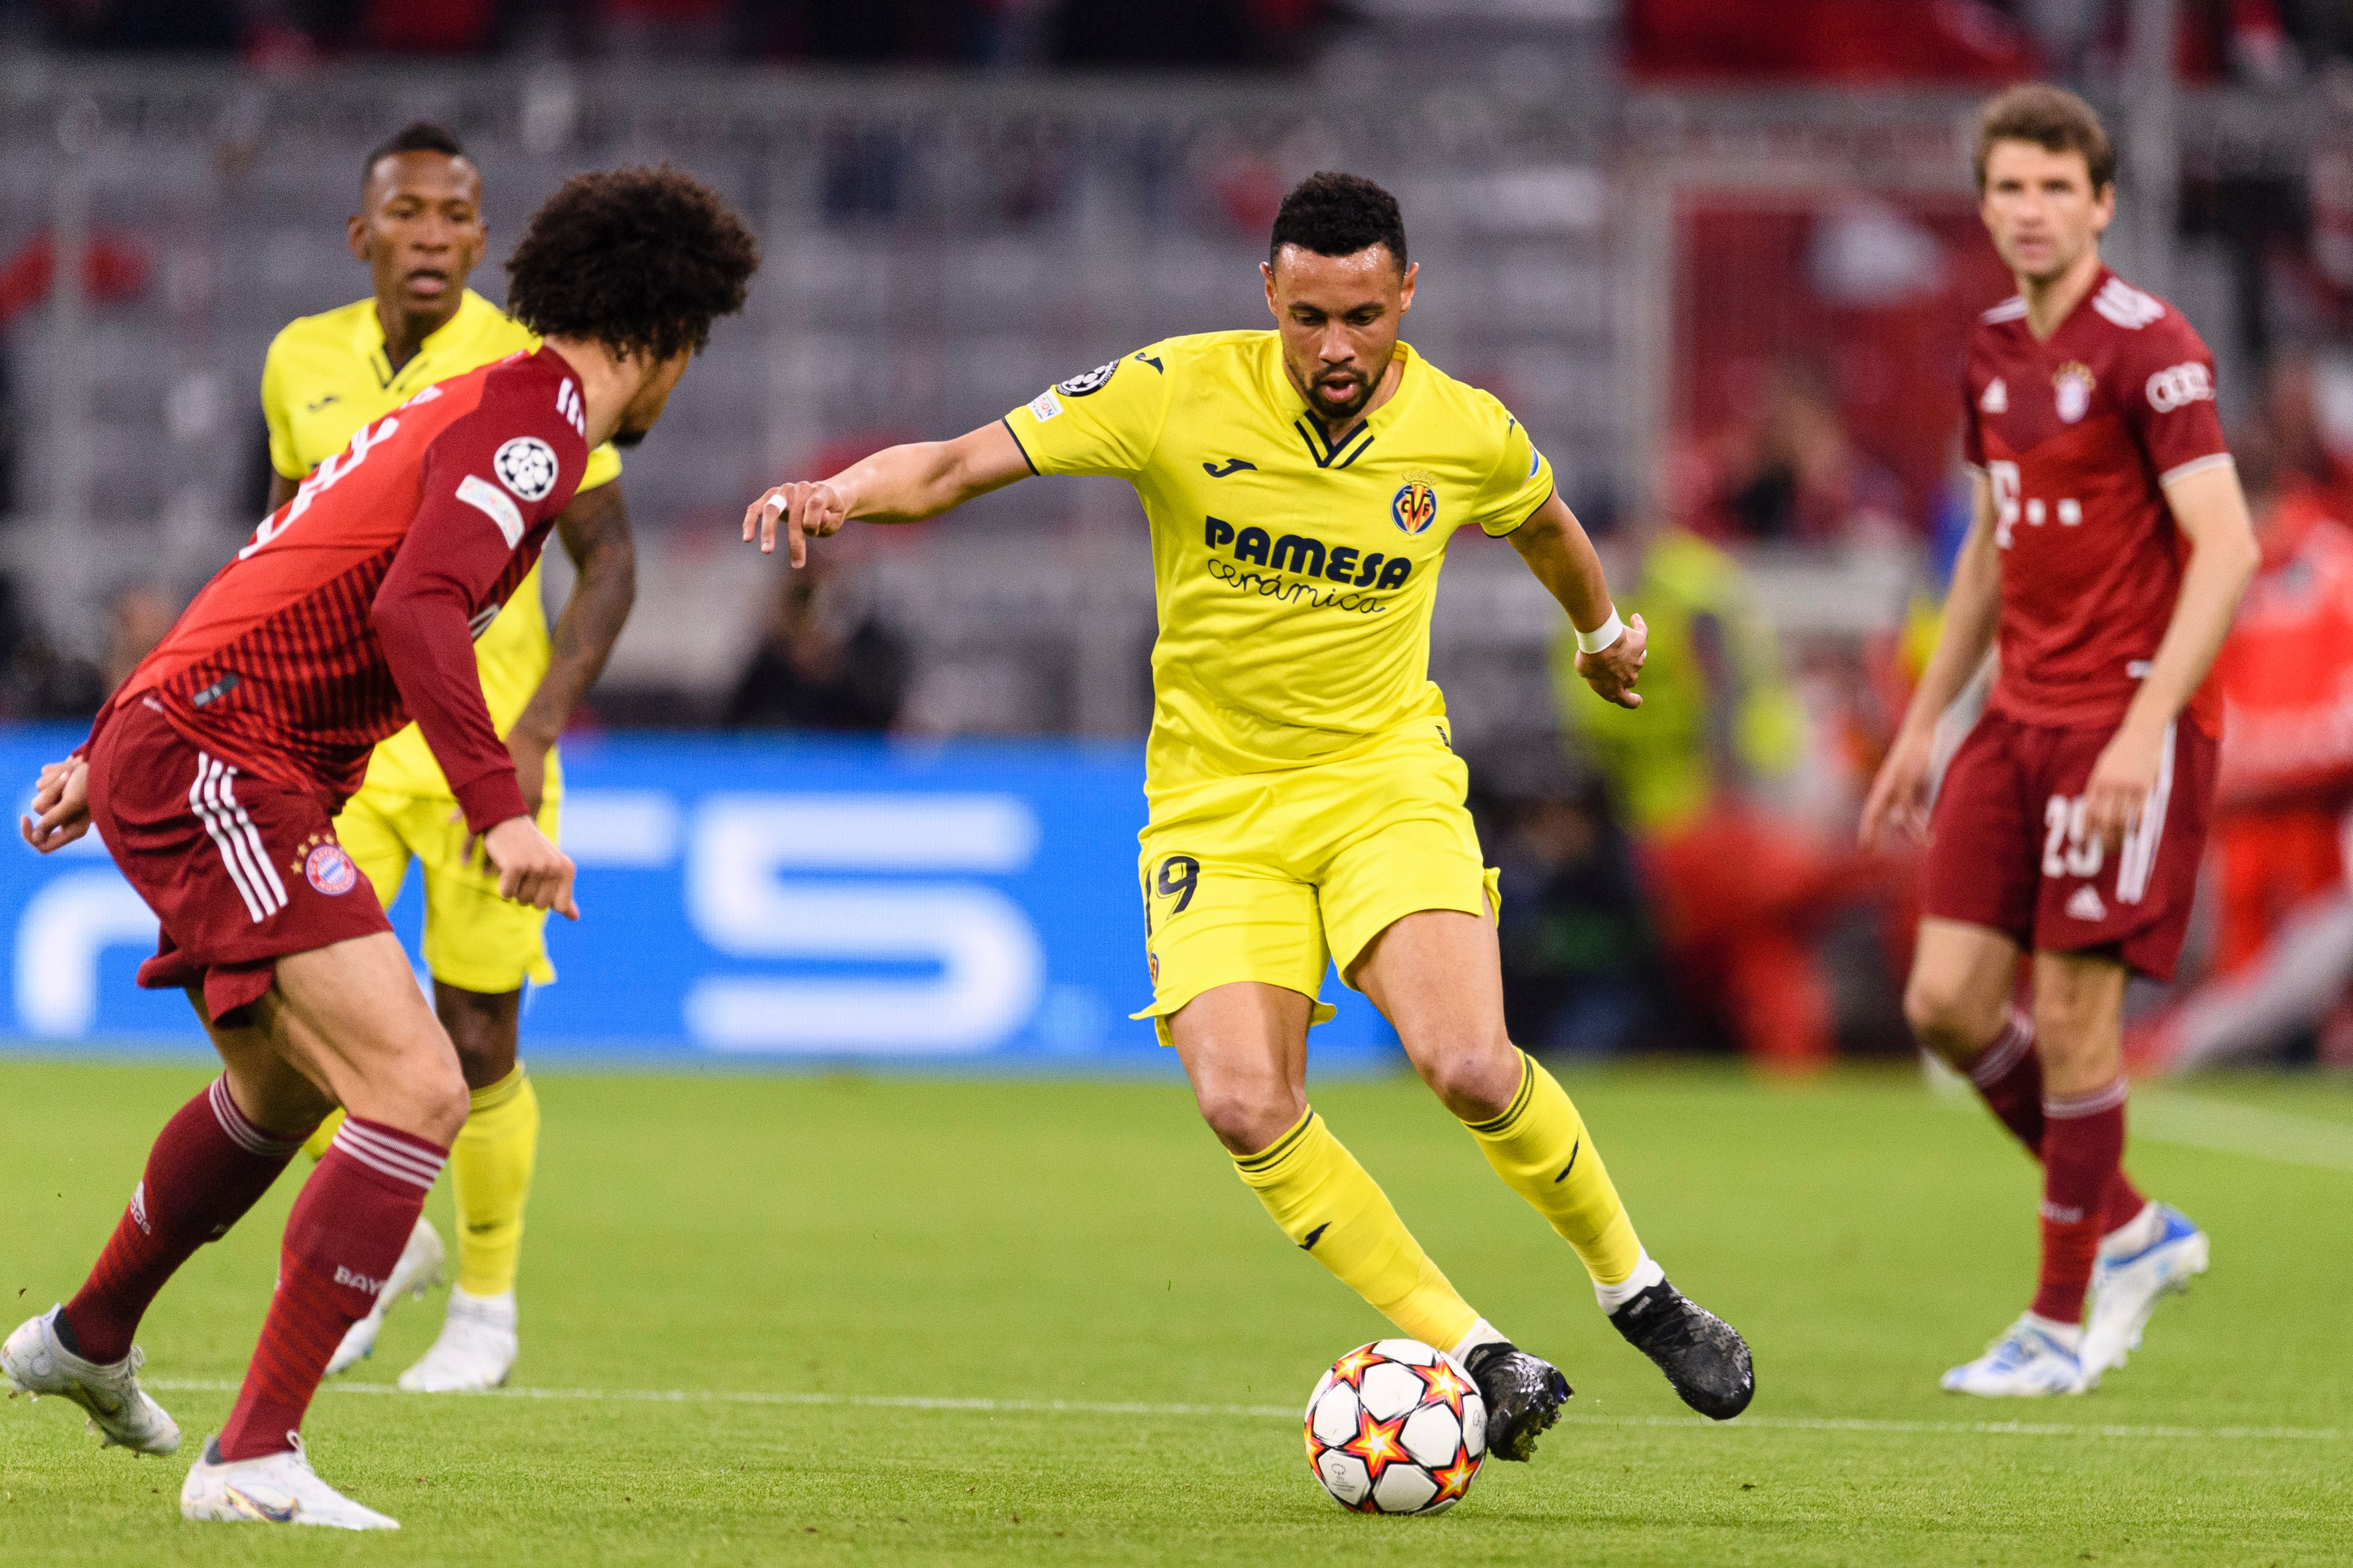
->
<box><xmin>259</xmin><ymin>288</ymin><xmax>621</xmax><ymax>801</ymax></box>
<box><xmin>1002</xmin><ymin>331</ymin><xmax>1554</xmax><ymax>799</ymax></box>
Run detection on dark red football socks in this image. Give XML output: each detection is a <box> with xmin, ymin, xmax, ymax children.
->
<box><xmin>59</xmin><ymin>1078</ymin><xmax>310</xmax><ymax>1366</ymax></box>
<box><xmin>1969</xmin><ymin>1009</ymin><xmax>2147</xmax><ymax>1233</ymax></box>
<box><xmin>216</xmin><ymin>1118</ymin><xmax>446</xmax><ymax>1462</ymax></box>
<box><xmin>2030</xmin><ymin>1080</ymin><xmax>2129</xmax><ymax>1325</ymax></box>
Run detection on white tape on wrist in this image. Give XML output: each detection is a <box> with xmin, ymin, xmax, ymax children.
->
<box><xmin>1576</xmin><ymin>609</ymin><xmax>1626</xmax><ymax>656</ymax></box>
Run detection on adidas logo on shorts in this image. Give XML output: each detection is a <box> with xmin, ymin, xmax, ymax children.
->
<box><xmin>2065</xmin><ymin>886</ymin><xmax>2107</xmax><ymax>922</ymax></box>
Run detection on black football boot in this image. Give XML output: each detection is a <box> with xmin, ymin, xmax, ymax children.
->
<box><xmin>1609</xmin><ymin>1280</ymin><xmax>1754</xmax><ymax>1419</ymax></box>
<box><xmin>1460</xmin><ymin>1341</ymin><xmax>1572</xmax><ymax>1461</ymax></box>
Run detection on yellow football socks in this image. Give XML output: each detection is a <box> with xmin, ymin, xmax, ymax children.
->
<box><xmin>1464</xmin><ymin>1052</ymin><xmax>1643</xmax><ymax>1286</ymax></box>
<box><xmin>1232</xmin><ymin>1109</ymin><xmax>1480</xmax><ymax>1351</ymax></box>
<box><xmin>451</xmin><ymin>1066</ymin><xmax>539</xmax><ymax>1298</ymax></box>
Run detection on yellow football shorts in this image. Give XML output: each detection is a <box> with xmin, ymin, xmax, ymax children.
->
<box><xmin>334</xmin><ymin>781</ymin><xmax>562</xmax><ymax>995</ymax></box>
<box><xmin>1131</xmin><ymin>723</ymin><xmax>1500</xmax><ymax>1045</ymax></box>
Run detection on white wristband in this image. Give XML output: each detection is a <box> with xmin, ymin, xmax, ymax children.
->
<box><xmin>1576</xmin><ymin>608</ymin><xmax>1626</xmax><ymax>656</ymax></box>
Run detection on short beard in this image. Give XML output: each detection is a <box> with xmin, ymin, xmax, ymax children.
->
<box><xmin>611</xmin><ymin>426</ymin><xmax>648</xmax><ymax>450</ymax></box>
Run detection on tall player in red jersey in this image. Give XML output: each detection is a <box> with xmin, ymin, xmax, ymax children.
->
<box><xmin>1</xmin><ymin>169</ymin><xmax>758</xmax><ymax>1528</ymax></box>
<box><xmin>1862</xmin><ymin>85</ymin><xmax>2257</xmax><ymax>1396</ymax></box>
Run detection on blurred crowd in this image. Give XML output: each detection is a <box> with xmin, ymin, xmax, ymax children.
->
<box><xmin>15</xmin><ymin>0</ymin><xmax>1328</xmax><ymax>65</ymax></box>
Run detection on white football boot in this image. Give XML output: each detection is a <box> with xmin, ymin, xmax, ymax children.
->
<box><xmin>2080</xmin><ymin>1203</ymin><xmax>2210</xmax><ymax>1379</ymax></box>
<box><xmin>1940</xmin><ymin>1315</ymin><xmax>2089</xmax><ymax>1396</ymax></box>
<box><xmin>180</xmin><ymin>1434</ymin><xmax>399</xmax><ymax>1530</ymax></box>
<box><xmin>0</xmin><ymin>1306</ymin><xmax>181</xmax><ymax>1455</ymax></box>
<box><xmin>324</xmin><ymin>1216</ymin><xmax>445</xmax><ymax>1376</ymax></box>
<box><xmin>397</xmin><ymin>1288</ymin><xmax>517</xmax><ymax>1392</ymax></box>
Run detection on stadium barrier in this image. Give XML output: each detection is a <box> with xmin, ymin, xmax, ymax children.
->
<box><xmin>0</xmin><ymin>727</ymin><xmax>1401</xmax><ymax>1064</ymax></box>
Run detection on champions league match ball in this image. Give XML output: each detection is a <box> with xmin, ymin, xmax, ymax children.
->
<box><xmin>1303</xmin><ymin>1339</ymin><xmax>1486</xmax><ymax>1514</ymax></box>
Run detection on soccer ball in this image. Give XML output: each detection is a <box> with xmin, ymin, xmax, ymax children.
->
<box><xmin>1303</xmin><ymin>1338</ymin><xmax>1486</xmax><ymax>1514</ymax></box>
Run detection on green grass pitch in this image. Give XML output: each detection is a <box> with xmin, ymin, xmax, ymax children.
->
<box><xmin>2</xmin><ymin>1057</ymin><xmax>2348</xmax><ymax>1565</ymax></box>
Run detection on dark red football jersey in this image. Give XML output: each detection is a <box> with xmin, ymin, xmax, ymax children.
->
<box><xmin>1962</xmin><ymin>267</ymin><xmax>2232</xmax><ymax>737</ymax></box>
<box><xmin>108</xmin><ymin>347</ymin><xmax>589</xmax><ymax>830</ymax></box>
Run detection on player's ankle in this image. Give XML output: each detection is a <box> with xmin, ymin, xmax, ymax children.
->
<box><xmin>2025</xmin><ymin>1312</ymin><xmax>2082</xmax><ymax>1352</ymax></box>
<box><xmin>1448</xmin><ymin>1317</ymin><xmax>1509</xmax><ymax>1363</ymax></box>
<box><xmin>2099</xmin><ymin>1201</ymin><xmax>2162</xmax><ymax>1256</ymax></box>
<box><xmin>1593</xmin><ymin>1249</ymin><xmax>1665</xmax><ymax>1314</ymax></box>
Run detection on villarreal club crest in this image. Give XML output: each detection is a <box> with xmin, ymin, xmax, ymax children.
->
<box><xmin>1304</xmin><ymin>1339</ymin><xmax>1487</xmax><ymax>1514</ymax></box>
<box><xmin>1391</xmin><ymin>473</ymin><xmax>1439</xmax><ymax>537</ymax></box>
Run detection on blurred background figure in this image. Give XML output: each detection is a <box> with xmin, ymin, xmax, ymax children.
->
<box><xmin>1553</xmin><ymin>516</ymin><xmax>1889</xmax><ymax>1069</ymax></box>
<box><xmin>1692</xmin><ymin>362</ymin><xmax>1908</xmax><ymax>545</ymax></box>
<box><xmin>2131</xmin><ymin>409</ymin><xmax>2353</xmax><ymax>1072</ymax></box>
<box><xmin>100</xmin><ymin>582</ymin><xmax>176</xmax><ymax>693</ymax></box>
<box><xmin>723</xmin><ymin>546</ymin><xmax>910</xmax><ymax>732</ymax></box>
<box><xmin>1476</xmin><ymin>746</ymin><xmax>1662</xmax><ymax>1058</ymax></box>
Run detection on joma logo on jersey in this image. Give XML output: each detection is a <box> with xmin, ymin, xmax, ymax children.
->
<box><xmin>1204</xmin><ymin>516</ymin><xmax>1413</xmax><ymax>589</ymax></box>
<box><xmin>1391</xmin><ymin>476</ymin><xmax>1438</xmax><ymax>536</ymax></box>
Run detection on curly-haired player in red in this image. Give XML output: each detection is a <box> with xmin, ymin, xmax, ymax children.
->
<box><xmin>1862</xmin><ymin>85</ymin><xmax>2257</xmax><ymax>1396</ymax></box>
<box><xmin>1</xmin><ymin>168</ymin><xmax>758</xmax><ymax>1528</ymax></box>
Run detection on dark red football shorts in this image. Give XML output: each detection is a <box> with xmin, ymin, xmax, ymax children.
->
<box><xmin>85</xmin><ymin>697</ymin><xmax>390</xmax><ymax>1023</ymax></box>
<box><xmin>1923</xmin><ymin>710</ymin><xmax>2217</xmax><ymax>982</ymax></box>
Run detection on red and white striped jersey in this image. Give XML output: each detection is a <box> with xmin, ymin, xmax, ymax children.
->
<box><xmin>109</xmin><ymin>347</ymin><xmax>588</xmax><ymax>830</ymax></box>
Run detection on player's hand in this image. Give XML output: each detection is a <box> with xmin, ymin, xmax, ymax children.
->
<box><xmin>1574</xmin><ymin>612</ymin><xmax>1648</xmax><ymax>710</ymax></box>
<box><xmin>482</xmin><ymin>816</ymin><xmax>579</xmax><ymax>919</ymax></box>
<box><xmin>744</xmin><ymin>480</ymin><xmax>851</xmax><ymax>568</ymax></box>
<box><xmin>1859</xmin><ymin>724</ymin><xmax>1935</xmax><ymax>850</ymax></box>
<box><xmin>21</xmin><ymin>757</ymin><xmax>91</xmax><ymax>854</ymax></box>
<box><xmin>2083</xmin><ymin>722</ymin><xmax>2164</xmax><ymax>851</ymax></box>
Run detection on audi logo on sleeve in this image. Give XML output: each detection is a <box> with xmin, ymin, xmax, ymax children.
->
<box><xmin>493</xmin><ymin>436</ymin><xmax>560</xmax><ymax>501</ymax></box>
<box><xmin>2145</xmin><ymin>362</ymin><xmax>2215</xmax><ymax>414</ymax></box>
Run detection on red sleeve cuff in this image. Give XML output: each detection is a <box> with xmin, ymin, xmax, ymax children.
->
<box><xmin>452</xmin><ymin>771</ymin><xmax>531</xmax><ymax>837</ymax></box>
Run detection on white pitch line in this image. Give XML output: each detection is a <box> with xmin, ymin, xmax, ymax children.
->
<box><xmin>2131</xmin><ymin>1090</ymin><xmax>2353</xmax><ymax>1176</ymax></box>
<box><xmin>140</xmin><ymin>1380</ymin><xmax>2341</xmax><ymax>1443</ymax></box>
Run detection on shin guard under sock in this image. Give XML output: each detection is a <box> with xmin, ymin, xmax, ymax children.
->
<box><xmin>2031</xmin><ymin>1080</ymin><xmax>2128</xmax><ymax>1325</ymax></box>
<box><xmin>217</xmin><ymin>1118</ymin><xmax>446</xmax><ymax>1461</ymax></box>
<box><xmin>60</xmin><ymin>1079</ymin><xmax>309</xmax><ymax>1365</ymax></box>
<box><xmin>1969</xmin><ymin>1010</ymin><xmax>2147</xmax><ymax>1233</ymax></box>
<box><xmin>1232</xmin><ymin>1110</ymin><xmax>1479</xmax><ymax>1351</ymax></box>
<box><xmin>1463</xmin><ymin>1052</ymin><xmax>1644</xmax><ymax>1287</ymax></box>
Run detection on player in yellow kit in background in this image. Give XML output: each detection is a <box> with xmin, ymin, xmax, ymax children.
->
<box><xmin>745</xmin><ymin>173</ymin><xmax>1754</xmax><ymax>1462</ymax></box>
<box><xmin>259</xmin><ymin>122</ymin><xmax>637</xmax><ymax>1390</ymax></box>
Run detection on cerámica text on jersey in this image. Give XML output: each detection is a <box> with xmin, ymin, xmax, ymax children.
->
<box><xmin>1204</xmin><ymin>516</ymin><xmax>1413</xmax><ymax>590</ymax></box>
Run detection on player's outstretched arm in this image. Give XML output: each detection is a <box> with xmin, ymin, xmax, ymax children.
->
<box><xmin>2080</xmin><ymin>462</ymin><xmax>2259</xmax><ymax>848</ymax></box>
<box><xmin>1859</xmin><ymin>472</ymin><xmax>2004</xmax><ymax>849</ymax></box>
<box><xmin>1508</xmin><ymin>491</ymin><xmax>1648</xmax><ymax>709</ymax></box>
<box><xmin>504</xmin><ymin>481</ymin><xmax>636</xmax><ymax>816</ymax></box>
<box><xmin>19</xmin><ymin>756</ymin><xmax>90</xmax><ymax>853</ymax></box>
<box><xmin>744</xmin><ymin>422</ymin><xmax>1032</xmax><ymax>567</ymax></box>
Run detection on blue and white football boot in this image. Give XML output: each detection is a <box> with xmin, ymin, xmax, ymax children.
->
<box><xmin>1940</xmin><ymin>1315</ymin><xmax>2087</xmax><ymax>1396</ymax></box>
<box><xmin>2080</xmin><ymin>1203</ymin><xmax>2209</xmax><ymax>1380</ymax></box>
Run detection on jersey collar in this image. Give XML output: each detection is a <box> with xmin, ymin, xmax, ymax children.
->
<box><xmin>1269</xmin><ymin>337</ymin><xmax>1424</xmax><ymax>472</ymax></box>
<box><xmin>355</xmin><ymin>288</ymin><xmax>496</xmax><ymax>395</ymax></box>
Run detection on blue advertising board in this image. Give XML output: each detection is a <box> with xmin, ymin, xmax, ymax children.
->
<box><xmin>0</xmin><ymin>727</ymin><xmax>1401</xmax><ymax>1066</ymax></box>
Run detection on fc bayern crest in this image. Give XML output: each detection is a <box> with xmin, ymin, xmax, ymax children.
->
<box><xmin>1055</xmin><ymin>360</ymin><xmax>1119</xmax><ymax>397</ymax></box>
<box><xmin>2053</xmin><ymin>363</ymin><xmax>2096</xmax><ymax>425</ymax></box>
<box><xmin>305</xmin><ymin>842</ymin><xmax>359</xmax><ymax>897</ymax></box>
<box><xmin>1391</xmin><ymin>477</ymin><xmax>1438</xmax><ymax>536</ymax></box>
<box><xmin>493</xmin><ymin>436</ymin><xmax>560</xmax><ymax>501</ymax></box>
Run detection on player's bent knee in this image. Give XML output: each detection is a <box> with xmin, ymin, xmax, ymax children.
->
<box><xmin>1903</xmin><ymin>974</ymin><xmax>1994</xmax><ymax>1059</ymax></box>
<box><xmin>1193</xmin><ymin>1078</ymin><xmax>1305</xmax><ymax>1157</ymax></box>
<box><xmin>1410</xmin><ymin>1040</ymin><xmax>1518</xmax><ymax>1122</ymax></box>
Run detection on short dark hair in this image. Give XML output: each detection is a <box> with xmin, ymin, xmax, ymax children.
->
<box><xmin>1974</xmin><ymin>84</ymin><xmax>2115</xmax><ymax>193</ymax></box>
<box><xmin>1269</xmin><ymin>171</ymin><xmax>1408</xmax><ymax>271</ymax></box>
<box><xmin>506</xmin><ymin>166</ymin><xmax>761</xmax><ymax>363</ymax></box>
<box><xmin>361</xmin><ymin>120</ymin><xmax>467</xmax><ymax>192</ymax></box>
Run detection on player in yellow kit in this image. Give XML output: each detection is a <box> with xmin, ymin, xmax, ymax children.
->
<box><xmin>746</xmin><ymin>173</ymin><xmax>1753</xmax><ymax>1460</ymax></box>
<box><xmin>259</xmin><ymin>122</ymin><xmax>637</xmax><ymax>1391</ymax></box>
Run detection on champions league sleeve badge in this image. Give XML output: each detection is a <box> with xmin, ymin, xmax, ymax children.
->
<box><xmin>1055</xmin><ymin>360</ymin><xmax>1120</xmax><ymax>397</ymax></box>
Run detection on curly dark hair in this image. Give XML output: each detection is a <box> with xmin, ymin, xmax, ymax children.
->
<box><xmin>1269</xmin><ymin>172</ymin><xmax>1407</xmax><ymax>270</ymax></box>
<box><xmin>506</xmin><ymin>166</ymin><xmax>761</xmax><ymax>364</ymax></box>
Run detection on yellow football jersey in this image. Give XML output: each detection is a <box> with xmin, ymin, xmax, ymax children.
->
<box><xmin>259</xmin><ymin>288</ymin><xmax>622</xmax><ymax>800</ymax></box>
<box><xmin>1003</xmin><ymin>331</ymin><xmax>1553</xmax><ymax>798</ymax></box>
